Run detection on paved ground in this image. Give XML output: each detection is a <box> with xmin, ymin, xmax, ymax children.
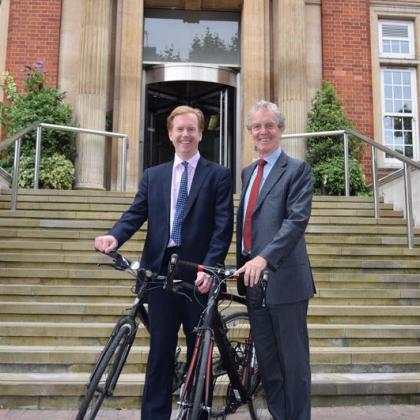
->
<box><xmin>0</xmin><ymin>406</ymin><xmax>420</xmax><ymax>419</ymax></box>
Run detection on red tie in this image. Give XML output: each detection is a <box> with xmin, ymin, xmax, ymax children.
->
<box><xmin>243</xmin><ymin>159</ymin><xmax>266</xmax><ymax>253</ymax></box>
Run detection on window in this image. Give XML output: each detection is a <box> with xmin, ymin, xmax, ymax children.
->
<box><xmin>381</xmin><ymin>68</ymin><xmax>417</xmax><ymax>161</ymax></box>
<box><xmin>379</xmin><ymin>20</ymin><xmax>414</xmax><ymax>59</ymax></box>
<box><xmin>143</xmin><ymin>9</ymin><xmax>240</xmax><ymax>65</ymax></box>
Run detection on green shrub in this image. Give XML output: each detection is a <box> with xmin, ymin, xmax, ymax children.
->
<box><xmin>306</xmin><ymin>81</ymin><xmax>367</xmax><ymax>195</ymax></box>
<box><xmin>0</xmin><ymin>62</ymin><xmax>76</xmax><ymax>188</ymax></box>
<box><xmin>312</xmin><ymin>157</ymin><xmax>368</xmax><ymax>196</ymax></box>
<box><xmin>18</xmin><ymin>153</ymin><xmax>74</xmax><ymax>190</ymax></box>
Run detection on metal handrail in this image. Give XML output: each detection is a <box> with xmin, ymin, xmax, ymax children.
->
<box><xmin>283</xmin><ymin>129</ymin><xmax>420</xmax><ymax>248</ymax></box>
<box><xmin>1</xmin><ymin>124</ymin><xmax>418</xmax><ymax>247</ymax></box>
<box><xmin>0</xmin><ymin>122</ymin><xmax>129</xmax><ymax>210</ymax></box>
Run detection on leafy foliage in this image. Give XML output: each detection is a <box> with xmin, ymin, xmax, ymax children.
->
<box><xmin>0</xmin><ymin>62</ymin><xmax>76</xmax><ymax>188</ymax></box>
<box><xmin>313</xmin><ymin>157</ymin><xmax>368</xmax><ymax>196</ymax></box>
<box><xmin>306</xmin><ymin>81</ymin><xmax>367</xmax><ymax>195</ymax></box>
<box><xmin>18</xmin><ymin>154</ymin><xmax>75</xmax><ymax>190</ymax></box>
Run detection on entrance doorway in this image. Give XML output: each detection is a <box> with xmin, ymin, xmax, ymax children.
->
<box><xmin>142</xmin><ymin>64</ymin><xmax>239</xmax><ymax>187</ymax></box>
<box><xmin>144</xmin><ymin>81</ymin><xmax>235</xmax><ymax>170</ymax></box>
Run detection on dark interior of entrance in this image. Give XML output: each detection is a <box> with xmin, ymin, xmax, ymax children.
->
<box><xmin>144</xmin><ymin>81</ymin><xmax>235</xmax><ymax>173</ymax></box>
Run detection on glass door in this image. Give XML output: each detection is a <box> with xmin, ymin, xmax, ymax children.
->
<box><xmin>144</xmin><ymin>81</ymin><xmax>235</xmax><ymax>171</ymax></box>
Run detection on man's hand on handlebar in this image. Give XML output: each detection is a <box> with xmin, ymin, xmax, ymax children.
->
<box><xmin>95</xmin><ymin>235</ymin><xmax>118</xmax><ymax>254</ymax></box>
<box><xmin>195</xmin><ymin>271</ymin><xmax>213</xmax><ymax>294</ymax></box>
<box><xmin>234</xmin><ymin>255</ymin><xmax>268</xmax><ymax>288</ymax></box>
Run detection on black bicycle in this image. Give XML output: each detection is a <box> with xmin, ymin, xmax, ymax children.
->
<box><xmin>76</xmin><ymin>250</ymin><xmax>194</xmax><ymax>420</ymax></box>
<box><xmin>170</xmin><ymin>255</ymin><xmax>270</xmax><ymax>420</ymax></box>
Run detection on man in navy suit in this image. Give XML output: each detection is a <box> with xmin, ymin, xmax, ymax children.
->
<box><xmin>95</xmin><ymin>105</ymin><xmax>233</xmax><ymax>419</ymax></box>
<box><xmin>235</xmin><ymin>100</ymin><xmax>315</xmax><ymax>420</ymax></box>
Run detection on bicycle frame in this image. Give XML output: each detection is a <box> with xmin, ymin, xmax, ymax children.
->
<box><xmin>178</xmin><ymin>278</ymin><xmax>253</xmax><ymax>417</ymax></box>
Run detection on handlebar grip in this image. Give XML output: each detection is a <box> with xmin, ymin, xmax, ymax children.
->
<box><xmin>176</xmin><ymin>258</ymin><xmax>200</xmax><ymax>271</ymax></box>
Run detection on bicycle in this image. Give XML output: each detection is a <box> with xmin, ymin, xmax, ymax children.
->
<box><xmin>170</xmin><ymin>255</ymin><xmax>270</xmax><ymax>420</ymax></box>
<box><xmin>76</xmin><ymin>250</ymin><xmax>194</xmax><ymax>420</ymax></box>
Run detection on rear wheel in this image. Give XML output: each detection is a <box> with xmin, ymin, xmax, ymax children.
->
<box><xmin>76</xmin><ymin>324</ymin><xmax>133</xmax><ymax>420</ymax></box>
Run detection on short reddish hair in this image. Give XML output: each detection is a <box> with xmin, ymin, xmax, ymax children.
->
<box><xmin>167</xmin><ymin>105</ymin><xmax>205</xmax><ymax>132</ymax></box>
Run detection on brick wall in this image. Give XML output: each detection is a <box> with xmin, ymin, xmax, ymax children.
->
<box><xmin>5</xmin><ymin>0</ymin><xmax>62</xmax><ymax>90</ymax></box>
<box><xmin>322</xmin><ymin>0</ymin><xmax>373</xmax><ymax>180</ymax></box>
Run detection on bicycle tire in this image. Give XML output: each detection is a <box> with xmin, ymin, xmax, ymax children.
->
<box><xmin>190</xmin><ymin>328</ymin><xmax>212</xmax><ymax>420</ymax></box>
<box><xmin>174</xmin><ymin>333</ymin><xmax>208</xmax><ymax>420</ymax></box>
<box><xmin>76</xmin><ymin>324</ymin><xmax>132</xmax><ymax>420</ymax></box>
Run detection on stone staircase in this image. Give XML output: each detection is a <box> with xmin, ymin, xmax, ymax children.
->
<box><xmin>0</xmin><ymin>189</ymin><xmax>419</xmax><ymax>409</ymax></box>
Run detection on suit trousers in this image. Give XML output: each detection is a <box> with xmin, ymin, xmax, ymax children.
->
<box><xmin>141</xmin><ymin>248</ymin><xmax>206</xmax><ymax>420</ymax></box>
<box><xmin>246</xmin><ymin>286</ymin><xmax>311</xmax><ymax>420</ymax></box>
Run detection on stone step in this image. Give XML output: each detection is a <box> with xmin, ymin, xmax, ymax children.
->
<box><xmin>0</xmin><ymin>285</ymin><xmax>418</xmax><ymax>305</ymax></box>
<box><xmin>0</xmin><ymin>297</ymin><xmax>420</xmax><ymax>324</ymax></box>
<box><xmin>3</xmin><ymin>239</ymin><xmax>420</xmax><ymax>259</ymax></box>
<box><xmin>0</xmin><ymin>322</ymin><xmax>419</xmax><ymax>347</ymax></box>
<box><xmin>0</xmin><ymin>345</ymin><xmax>419</xmax><ymax>374</ymax></box>
<box><xmin>1</xmin><ymin>269</ymin><xmax>419</xmax><ymax>290</ymax></box>
<box><xmin>0</xmin><ymin>200</ymin><xmax>396</xmax><ymax>213</ymax></box>
<box><xmin>2</xmin><ymin>255</ymin><xmax>420</xmax><ymax>272</ymax></box>
<box><xmin>1</xmin><ymin>219</ymin><xmax>417</xmax><ymax>237</ymax></box>
<box><xmin>0</xmin><ymin>302</ymin><xmax>418</xmax><ymax>324</ymax></box>
<box><xmin>0</xmin><ymin>371</ymin><xmax>418</xmax><ymax>409</ymax></box>
<box><xmin>0</xmin><ymin>210</ymin><xmax>408</xmax><ymax>226</ymax></box>
<box><xmin>0</xmin><ymin>206</ymin><xmax>404</xmax><ymax>219</ymax></box>
<box><xmin>306</xmin><ymin>235</ymin><xmax>420</xmax><ymax>247</ymax></box>
<box><xmin>0</xmin><ymin>188</ymin><xmax>382</xmax><ymax>201</ymax></box>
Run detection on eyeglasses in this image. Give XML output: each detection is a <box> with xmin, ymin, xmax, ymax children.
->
<box><xmin>250</xmin><ymin>123</ymin><xmax>278</xmax><ymax>132</ymax></box>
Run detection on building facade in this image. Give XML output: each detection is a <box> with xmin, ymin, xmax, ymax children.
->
<box><xmin>0</xmin><ymin>0</ymin><xmax>419</xmax><ymax>192</ymax></box>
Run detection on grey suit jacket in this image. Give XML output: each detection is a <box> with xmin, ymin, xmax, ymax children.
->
<box><xmin>236</xmin><ymin>151</ymin><xmax>316</xmax><ymax>305</ymax></box>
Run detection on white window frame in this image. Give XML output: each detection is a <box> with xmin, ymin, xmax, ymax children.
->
<box><xmin>380</xmin><ymin>67</ymin><xmax>418</xmax><ymax>166</ymax></box>
<box><xmin>379</xmin><ymin>20</ymin><xmax>415</xmax><ymax>59</ymax></box>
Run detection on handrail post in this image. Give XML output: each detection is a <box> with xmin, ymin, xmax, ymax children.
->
<box><xmin>403</xmin><ymin>163</ymin><xmax>414</xmax><ymax>248</ymax></box>
<box><xmin>34</xmin><ymin>125</ymin><xmax>42</xmax><ymax>189</ymax></box>
<box><xmin>343</xmin><ymin>132</ymin><xmax>350</xmax><ymax>196</ymax></box>
<box><xmin>371</xmin><ymin>145</ymin><xmax>380</xmax><ymax>219</ymax></box>
<box><xmin>11</xmin><ymin>138</ymin><xmax>21</xmax><ymax>211</ymax></box>
<box><xmin>121</xmin><ymin>136</ymin><xmax>128</xmax><ymax>192</ymax></box>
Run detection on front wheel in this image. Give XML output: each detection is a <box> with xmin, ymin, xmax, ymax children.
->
<box><xmin>76</xmin><ymin>324</ymin><xmax>133</xmax><ymax>420</ymax></box>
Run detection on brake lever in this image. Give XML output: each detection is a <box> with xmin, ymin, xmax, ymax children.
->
<box><xmin>261</xmin><ymin>270</ymin><xmax>269</xmax><ymax>308</ymax></box>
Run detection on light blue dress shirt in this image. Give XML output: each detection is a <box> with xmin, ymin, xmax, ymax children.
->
<box><xmin>242</xmin><ymin>148</ymin><xmax>282</xmax><ymax>252</ymax></box>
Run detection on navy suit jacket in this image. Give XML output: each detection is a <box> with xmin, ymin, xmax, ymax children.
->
<box><xmin>109</xmin><ymin>157</ymin><xmax>233</xmax><ymax>277</ymax></box>
<box><xmin>236</xmin><ymin>152</ymin><xmax>315</xmax><ymax>304</ymax></box>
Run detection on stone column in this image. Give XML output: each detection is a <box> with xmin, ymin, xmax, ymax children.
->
<box><xmin>75</xmin><ymin>0</ymin><xmax>112</xmax><ymax>190</ymax></box>
<box><xmin>241</xmin><ymin>0</ymin><xmax>271</xmax><ymax>167</ymax></box>
<box><xmin>274</xmin><ymin>0</ymin><xmax>308</xmax><ymax>160</ymax></box>
<box><xmin>111</xmin><ymin>0</ymin><xmax>143</xmax><ymax>192</ymax></box>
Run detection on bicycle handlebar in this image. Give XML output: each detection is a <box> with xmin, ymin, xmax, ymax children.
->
<box><xmin>168</xmin><ymin>254</ymin><xmax>270</xmax><ymax>306</ymax></box>
<box><xmin>102</xmin><ymin>250</ymin><xmax>195</xmax><ymax>295</ymax></box>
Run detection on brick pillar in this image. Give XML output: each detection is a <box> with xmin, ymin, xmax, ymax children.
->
<box><xmin>322</xmin><ymin>0</ymin><xmax>373</xmax><ymax>178</ymax></box>
<box><xmin>5</xmin><ymin>0</ymin><xmax>62</xmax><ymax>89</ymax></box>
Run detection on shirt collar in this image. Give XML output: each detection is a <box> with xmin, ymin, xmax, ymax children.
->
<box><xmin>174</xmin><ymin>152</ymin><xmax>200</xmax><ymax>169</ymax></box>
<box><xmin>261</xmin><ymin>148</ymin><xmax>282</xmax><ymax>167</ymax></box>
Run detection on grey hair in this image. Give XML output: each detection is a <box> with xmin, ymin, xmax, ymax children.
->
<box><xmin>246</xmin><ymin>100</ymin><xmax>286</xmax><ymax>130</ymax></box>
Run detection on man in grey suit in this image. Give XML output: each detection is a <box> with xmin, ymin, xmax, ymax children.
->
<box><xmin>234</xmin><ymin>100</ymin><xmax>315</xmax><ymax>420</ymax></box>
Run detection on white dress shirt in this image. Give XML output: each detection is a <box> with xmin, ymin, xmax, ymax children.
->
<box><xmin>168</xmin><ymin>152</ymin><xmax>200</xmax><ymax>247</ymax></box>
